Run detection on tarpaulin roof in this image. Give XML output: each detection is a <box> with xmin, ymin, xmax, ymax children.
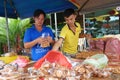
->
<box><xmin>0</xmin><ymin>0</ymin><xmax>77</xmax><ymax>19</ymax></box>
<box><xmin>69</xmin><ymin>0</ymin><xmax>120</xmax><ymax>18</ymax></box>
<box><xmin>1</xmin><ymin>0</ymin><xmax>120</xmax><ymax>19</ymax></box>
<box><xmin>69</xmin><ymin>0</ymin><xmax>120</xmax><ymax>13</ymax></box>
<box><xmin>0</xmin><ymin>0</ymin><xmax>17</xmax><ymax>18</ymax></box>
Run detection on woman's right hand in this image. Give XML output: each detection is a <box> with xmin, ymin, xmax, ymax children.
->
<box><xmin>36</xmin><ymin>37</ymin><xmax>44</xmax><ymax>44</ymax></box>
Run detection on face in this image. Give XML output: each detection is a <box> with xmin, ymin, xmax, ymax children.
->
<box><xmin>64</xmin><ymin>14</ymin><xmax>76</xmax><ymax>25</ymax></box>
<box><xmin>34</xmin><ymin>14</ymin><xmax>45</xmax><ymax>26</ymax></box>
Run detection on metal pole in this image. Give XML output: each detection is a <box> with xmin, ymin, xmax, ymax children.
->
<box><xmin>83</xmin><ymin>14</ymin><xmax>87</xmax><ymax>49</ymax></box>
<box><xmin>49</xmin><ymin>14</ymin><xmax>52</xmax><ymax>26</ymax></box>
<box><xmin>4</xmin><ymin>0</ymin><xmax>11</xmax><ymax>52</ymax></box>
<box><xmin>54</xmin><ymin>13</ymin><xmax>58</xmax><ymax>40</ymax></box>
<box><xmin>118</xmin><ymin>14</ymin><xmax>120</xmax><ymax>34</ymax></box>
<box><xmin>83</xmin><ymin>14</ymin><xmax>86</xmax><ymax>34</ymax></box>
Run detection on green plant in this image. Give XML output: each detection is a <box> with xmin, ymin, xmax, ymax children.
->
<box><xmin>0</xmin><ymin>17</ymin><xmax>31</xmax><ymax>54</ymax></box>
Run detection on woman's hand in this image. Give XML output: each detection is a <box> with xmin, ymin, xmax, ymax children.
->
<box><xmin>36</xmin><ymin>37</ymin><xmax>44</xmax><ymax>44</ymax></box>
<box><xmin>46</xmin><ymin>36</ymin><xmax>53</xmax><ymax>43</ymax></box>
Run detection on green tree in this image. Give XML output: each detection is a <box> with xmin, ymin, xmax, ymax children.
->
<box><xmin>0</xmin><ymin>17</ymin><xmax>31</xmax><ymax>54</ymax></box>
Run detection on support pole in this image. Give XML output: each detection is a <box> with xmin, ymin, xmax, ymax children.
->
<box><xmin>118</xmin><ymin>13</ymin><xmax>120</xmax><ymax>34</ymax></box>
<box><xmin>54</xmin><ymin>13</ymin><xmax>58</xmax><ymax>40</ymax></box>
<box><xmin>4</xmin><ymin>0</ymin><xmax>11</xmax><ymax>52</ymax></box>
<box><xmin>49</xmin><ymin>14</ymin><xmax>52</xmax><ymax>27</ymax></box>
<box><xmin>83</xmin><ymin>14</ymin><xmax>86</xmax><ymax>34</ymax></box>
<box><xmin>83</xmin><ymin>14</ymin><xmax>87</xmax><ymax>49</ymax></box>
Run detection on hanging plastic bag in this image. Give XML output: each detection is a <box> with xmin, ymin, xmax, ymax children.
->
<box><xmin>34</xmin><ymin>50</ymin><xmax>72</xmax><ymax>69</ymax></box>
<box><xmin>83</xmin><ymin>54</ymin><xmax>108</xmax><ymax>69</ymax></box>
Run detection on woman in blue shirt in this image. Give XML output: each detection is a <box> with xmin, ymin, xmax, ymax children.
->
<box><xmin>23</xmin><ymin>9</ymin><xmax>55</xmax><ymax>61</ymax></box>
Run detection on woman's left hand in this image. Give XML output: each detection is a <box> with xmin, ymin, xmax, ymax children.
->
<box><xmin>46</xmin><ymin>36</ymin><xmax>53</xmax><ymax>43</ymax></box>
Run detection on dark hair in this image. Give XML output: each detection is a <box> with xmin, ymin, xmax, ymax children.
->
<box><xmin>63</xmin><ymin>8</ymin><xmax>75</xmax><ymax>18</ymax></box>
<box><xmin>33</xmin><ymin>9</ymin><xmax>46</xmax><ymax>18</ymax></box>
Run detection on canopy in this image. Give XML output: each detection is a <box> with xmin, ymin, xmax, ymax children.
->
<box><xmin>0</xmin><ymin>0</ymin><xmax>77</xmax><ymax>19</ymax></box>
<box><xmin>0</xmin><ymin>0</ymin><xmax>17</xmax><ymax>18</ymax></box>
<box><xmin>1</xmin><ymin>0</ymin><xmax>120</xmax><ymax>19</ymax></box>
<box><xmin>69</xmin><ymin>0</ymin><xmax>120</xmax><ymax>14</ymax></box>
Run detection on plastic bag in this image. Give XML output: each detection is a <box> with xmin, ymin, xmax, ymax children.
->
<box><xmin>105</xmin><ymin>38</ymin><xmax>120</xmax><ymax>61</ymax></box>
<box><xmin>34</xmin><ymin>50</ymin><xmax>72</xmax><ymax>69</ymax></box>
<box><xmin>89</xmin><ymin>39</ymin><xmax>96</xmax><ymax>50</ymax></box>
<box><xmin>96</xmin><ymin>39</ymin><xmax>105</xmax><ymax>51</ymax></box>
<box><xmin>11</xmin><ymin>56</ymin><xmax>30</xmax><ymax>68</ymax></box>
<box><xmin>0</xmin><ymin>56</ymin><xmax>17</xmax><ymax>64</ymax></box>
<box><xmin>83</xmin><ymin>54</ymin><xmax>108</xmax><ymax>69</ymax></box>
<box><xmin>105</xmin><ymin>38</ymin><xmax>120</xmax><ymax>55</ymax></box>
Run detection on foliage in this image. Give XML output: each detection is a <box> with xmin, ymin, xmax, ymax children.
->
<box><xmin>0</xmin><ymin>17</ymin><xmax>31</xmax><ymax>54</ymax></box>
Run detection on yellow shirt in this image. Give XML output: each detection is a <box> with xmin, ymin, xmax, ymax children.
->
<box><xmin>59</xmin><ymin>22</ymin><xmax>82</xmax><ymax>54</ymax></box>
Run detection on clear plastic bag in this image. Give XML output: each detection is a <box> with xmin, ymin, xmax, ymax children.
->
<box><xmin>83</xmin><ymin>54</ymin><xmax>108</xmax><ymax>69</ymax></box>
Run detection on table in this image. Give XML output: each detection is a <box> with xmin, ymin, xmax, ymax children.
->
<box><xmin>90</xmin><ymin>74</ymin><xmax>120</xmax><ymax>80</ymax></box>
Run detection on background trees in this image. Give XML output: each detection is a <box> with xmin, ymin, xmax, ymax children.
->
<box><xmin>0</xmin><ymin>17</ymin><xmax>31</xmax><ymax>54</ymax></box>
